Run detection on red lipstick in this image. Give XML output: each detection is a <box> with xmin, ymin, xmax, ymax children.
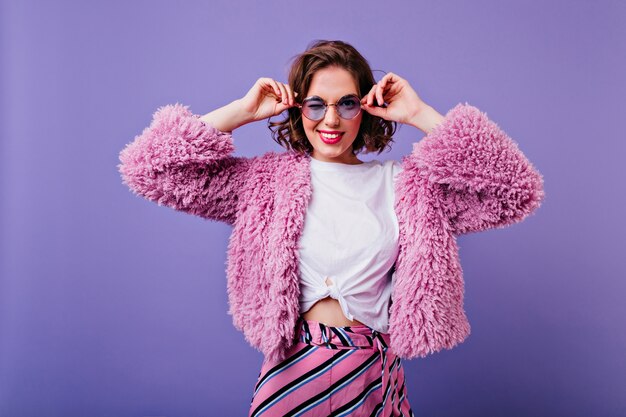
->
<box><xmin>318</xmin><ymin>130</ymin><xmax>344</xmax><ymax>145</ymax></box>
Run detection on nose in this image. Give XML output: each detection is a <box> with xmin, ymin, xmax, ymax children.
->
<box><xmin>323</xmin><ymin>105</ymin><xmax>340</xmax><ymax>127</ymax></box>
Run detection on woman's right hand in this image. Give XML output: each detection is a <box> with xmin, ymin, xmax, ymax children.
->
<box><xmin>199</xmin><ymin>78</ymin><xmax>297</xmax><ymax>133</ymax></box>
<box><xmin>239</xmin><ymin>77</ymin><xmax>297</xmax><ymax>122</ymax></box>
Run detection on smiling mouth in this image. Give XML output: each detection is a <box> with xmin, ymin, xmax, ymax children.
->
<box><xmin>318</xmin><ymin>131</ymin><xmax>344</xmax><ymax>144</ymax></box>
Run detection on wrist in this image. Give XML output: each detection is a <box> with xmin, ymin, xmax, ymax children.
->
<box><xmin>199</xmin><ymin>99</ymin><xmax>251</xmax><ymax>132</ymax></box>
<box><xmin>228</xmin><ymin>99</ymin><xmax>256</xmax><ymax>129</ymax></box>
<box><xmin>408</xmin><ymin>105</ymin><xmax>445</xmax><ymax>135</ymax></box>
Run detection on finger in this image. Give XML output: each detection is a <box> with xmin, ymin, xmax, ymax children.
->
<box><xmin>380</xmin><ymin>72</ymin><xmax>398</xmax><ymax>92</ymax></box>
<box><xmin>364</xmin><ymin>84</ymin><xmax>377</xmax><ymax>106</ymax></box>
<box><xmin>269</xmin><ymin>79</ymin><xmax>282</xmax><ymax>99</ymax></box>
<box><xmin>383</xmin><ymin>73</ymin><xmax>404</xmax><ymax>101</ymax></box>
<box><xmin>275</xmin><ymin>80</ymin><xmax>286</xmax><ymax>101</ymax></box>
<box><xmin>362</xmin><ymin>101</ymin><xmax>386</xmax><ymax>118</ymax></box>
<box><xmin>275</xmin><ymin>101</ymin><xmax>289</xmax><ymax>114</ymax></box>
<box><xmin>260</xmin><ymin>78</ymin><xmax>278</xmax><ymax>97</ymax></box>
<box><xmin>257</xmin><ymin>78</ymin><xmax>272</xmax><ymax>96</ymax></box>
<box><xmin>363</xmin><ymin>84</ymin><xmax>375</xmax><ymax>106</ymax></box>
<box><xmin>376</xmin><ymin>81</ymin><xmax>385</xmax><ymax>107</ymax></box>
<box><xmin>277</xmin><ymin>82</ymin><xmax>289</xmax><ymax>104</ymax></box>
<box><xmin>378</xmin><ymin>73</ymin><xmax>395</xmax><ymax>105</ymax></box>
<box><xmin>382</xmin><ymin>72</ymin><xmax>399</xmax><ymax>86</ymax></box>
<box><xmin>284</xmin><ymin>84</ymin><xmax>295</xmax><ymax>107</ymax></box>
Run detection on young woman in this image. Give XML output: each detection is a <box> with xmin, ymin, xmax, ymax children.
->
<box><xmin>118</xmin><ymin>40</ymin><xmax>544</xmax><ymax>416</ymax></box>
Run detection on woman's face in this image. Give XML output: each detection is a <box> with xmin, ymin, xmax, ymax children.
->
<box><xmin>302</xmin><ymin>66</ymin><xmax>363</xmax><ymax>164</ymax></box>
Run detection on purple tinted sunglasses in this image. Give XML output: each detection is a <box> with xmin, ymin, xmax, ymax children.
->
<box><xmin>296</xmin><ymin>94</ymin><xmax>362</xmax><ymax>121</ymax></box>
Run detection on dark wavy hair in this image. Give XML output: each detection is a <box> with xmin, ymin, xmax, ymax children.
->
<box><xmin>269</xmin><ymin>40</ymin><xmax>396</xmax><ymax>156</ymax></box>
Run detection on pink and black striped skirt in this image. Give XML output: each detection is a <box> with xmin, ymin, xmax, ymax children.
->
<box><xmin>248</xmin><ymin>317</ymin><xmax>415</xmax><ymax>416</ymax></box>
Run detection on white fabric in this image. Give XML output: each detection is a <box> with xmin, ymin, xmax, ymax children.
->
<box><xmin>298</xmin><ymin>156</ymin><xmax>403</xmax><ymax>333</ymax></box>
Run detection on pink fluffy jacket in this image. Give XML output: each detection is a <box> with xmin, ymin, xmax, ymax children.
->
<box><xmin>118</xmin><ymin>102</ymin><xmax>544</xmax><ymax>363</ymax></box>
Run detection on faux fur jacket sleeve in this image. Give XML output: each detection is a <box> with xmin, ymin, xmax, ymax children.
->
<box><xmin>406</xmin><ymin>103</ymin><xmax>545</xmax><ymax>235</ymax></box>
<box><xmin>118</xmin><ymin>103</ymin><xmax>251</xmax><ymax>226</ymax></box>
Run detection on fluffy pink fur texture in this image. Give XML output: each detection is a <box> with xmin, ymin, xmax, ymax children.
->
<box><xmin>118</xmin><ymin>102</ymin><xmax>544</xmax><ymax>362</ymax></box>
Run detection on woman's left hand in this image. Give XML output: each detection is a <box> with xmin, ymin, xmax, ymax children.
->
<box><xmin>361</xmin><ymin>72</ymin><xmax>429</xmax><ymax>125</ymax></box>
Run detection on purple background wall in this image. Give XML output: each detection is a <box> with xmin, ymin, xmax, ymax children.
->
<box><xmin>1</xmin><ymin>0</ymin><xmax>624</xmax><ymax>416</ymax></box>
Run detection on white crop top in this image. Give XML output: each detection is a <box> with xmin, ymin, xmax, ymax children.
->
<box><xmin>298</xmin><ymin>156</ymin><xmax>403</xmax><ymax>333</ymax></box>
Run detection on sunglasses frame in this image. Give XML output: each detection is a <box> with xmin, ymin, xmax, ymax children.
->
<box><xmin>296</xmin><ymin>94</ymin><xmax>363</xmax><ymax>121</ymax></box>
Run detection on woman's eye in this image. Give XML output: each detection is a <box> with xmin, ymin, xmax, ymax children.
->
<box><xmin>339</xmin><ymin>99</ymin><xmax>357</xmax><ymax>108</ymax></box>
<box><xmin>306</xmin><ymin>103</ymin><xmax>325</xmax><ymax>110</ymax></box>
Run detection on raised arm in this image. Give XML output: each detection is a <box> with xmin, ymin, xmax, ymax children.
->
<box><xmin>117</xmin><ymin>103</ymin><xmax>251</xmax><ymax>225</ymax></box>
<box><xmin>118</xmin><ymin>78</ymin><xmax>298</xmax><ymax>226</ymax></box>
<box><xmin>362</xmin><ymin>72</ymin><xmax>544</xmax><ymax>235</ymax></box>
<box><xmin>408</xmin><ymin>103</ymin><xmax>545</xmax><ymax>235</ymax></box>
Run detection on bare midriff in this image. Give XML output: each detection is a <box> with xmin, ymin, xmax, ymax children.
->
<box><xmin>301</xmin><ymin>296</ymin><xmax>365</xmax><ymax>327</ymax></box>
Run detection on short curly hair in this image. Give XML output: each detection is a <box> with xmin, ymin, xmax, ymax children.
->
<box><xmin>269</xmin><ymin>40</ymin><xmax>396</xmax><ymax>156</ymax></box>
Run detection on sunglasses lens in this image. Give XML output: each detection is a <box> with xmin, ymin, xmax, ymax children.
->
<box><xmin>337</xmin><ymin>96</ymin><xmax>361</xmax><ymax>119</ymax></box>
<box><xmin>302</xmin><ymin>100</ymin><xmax>325</xmax><ymax>120</ymax></box>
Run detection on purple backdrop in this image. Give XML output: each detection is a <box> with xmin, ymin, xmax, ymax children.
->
<box><xmin>1</xmin><ymin>0</ymin><xmax>625</xmax><ymax>416</ymax></box>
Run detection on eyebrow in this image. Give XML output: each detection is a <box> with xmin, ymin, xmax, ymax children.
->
<box><xmin>303</xmin><ymin>94</ymin><xmax>360</xmax><ymax>102</ymax></box>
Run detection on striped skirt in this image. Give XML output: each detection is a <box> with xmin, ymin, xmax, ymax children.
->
<box><xmin>248</xmin><ymin>317</ymin><xmax>415</xmax><ymax>416</ymax></box>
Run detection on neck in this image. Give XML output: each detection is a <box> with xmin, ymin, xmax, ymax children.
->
<box><xmin>310</xmin><ymin>152</ymin><xmax>362</xmax><ymax>165</ymax></box>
